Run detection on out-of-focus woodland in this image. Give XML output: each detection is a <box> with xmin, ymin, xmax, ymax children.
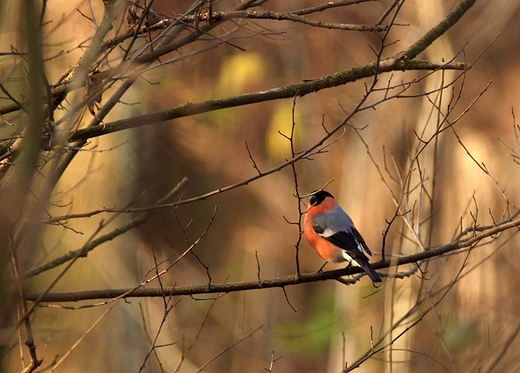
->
<box><xmin>1</xmin><ymin>0</ymin><xmax>520</xmax><ymax>372</ymax></box>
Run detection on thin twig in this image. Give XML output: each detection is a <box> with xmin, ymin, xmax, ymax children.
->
<box><xmin>25</xmin><ymin>211</ymin><xmax>520</xmax><ymax>303</ymax></box>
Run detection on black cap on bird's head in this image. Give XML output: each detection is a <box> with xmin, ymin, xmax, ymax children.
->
<box><xmin>309</xmin><ymin>190</ymin><xmax>334</xmax><ymax>206</ymax></box>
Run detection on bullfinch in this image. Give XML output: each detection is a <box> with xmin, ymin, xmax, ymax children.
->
<box><xmin>304</xmin><ymin>190</ymin><xmax>382</xmax><ymax>283</ymax></box>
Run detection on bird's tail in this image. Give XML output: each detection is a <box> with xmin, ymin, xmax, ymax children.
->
<box><xmin>360</xmin><ymin>261</ymin><xmax>382</xmax><ymax>283</ymax></box>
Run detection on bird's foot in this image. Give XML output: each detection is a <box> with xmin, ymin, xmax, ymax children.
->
<box><xmin>317</xmin><ymin>262</ymin><xmax>328</xmax><ymax>273</ymax></box>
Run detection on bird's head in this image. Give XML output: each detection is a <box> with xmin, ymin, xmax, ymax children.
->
<box><xmin>309</xmin><ymin>190</ymin><xmax>334</xmax><ymax>206</ymax></box>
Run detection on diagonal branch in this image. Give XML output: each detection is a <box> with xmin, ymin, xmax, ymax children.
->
<box><xmin>25</xmin><ymin>212</ymin><xmax>520</xmax><ymax>303</ymax></box>
<box><xmin>402</xmin><ymin>0</ymin><xmax>477</xmax><ymax>60</ymax></box>
<box><xmin>69</xmin><ymin>59</ymin><xmax>466</xmax><ymax>142</ymax></box>
<box><xmin>24</xmin><ymin>177</ymin><xmax>189</xmax><ymax>278</ymax></box>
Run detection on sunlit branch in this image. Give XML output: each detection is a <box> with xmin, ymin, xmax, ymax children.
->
<box><xmin>25</xmin><ymin>212</ymin><xmax>520</xmax><ymax>303</ymax></box>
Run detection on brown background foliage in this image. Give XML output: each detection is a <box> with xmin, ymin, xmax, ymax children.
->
<box><xmin>1</xmin><ymin>1</ymin><xmax>520</xmax><ymax>372</ymax></box>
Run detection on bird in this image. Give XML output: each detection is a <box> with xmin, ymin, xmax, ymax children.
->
<box><xmin>304</xmin><ymin>190</ymin><xmax>382</xmax><ymax>283</ymax></box>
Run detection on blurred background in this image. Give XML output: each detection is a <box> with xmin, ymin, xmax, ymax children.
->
<box><xmin>1</xmin><ymin>0</ymin><xmax>520</xmax><ymax>372</ymax></box>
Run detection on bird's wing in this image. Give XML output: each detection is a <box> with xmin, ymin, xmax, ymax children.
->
<box><xmin>312</xmin><ymin>221</ymin><xmax>369</xmax><ymax>261</ymax></box>
<box><xmin>323</xmin><ymin>230</ymin><xmax>370</xmax><ymax>262</ymax></box>
<box><xmin>312</xmin><ymin>208</ymin><xmax>372</xmax><ymax>258</ymax></box>
<box><xmin>312</xmin><ymin>213</ymin><xmax>381</xmax><ymax>282</ymax></box>
<box><xmin>351</xmin><ymin>227</ymin><xmax>372</xmax><ymax>256</ymax></box>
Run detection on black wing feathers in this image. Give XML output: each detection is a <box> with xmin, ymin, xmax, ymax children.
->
<box><xmin>351</xmin><ymin>227</ymin><xmax>372</xmax><ymax>256</ymax></box>
<box><xmin>324</xmin><ymin>231</ymin><xmax>370</xmax><ymax>262</ymax></box>
<box><xmin>324</xmin><ymin>230</ymin><xmax>382</xmax><ymax>283</ymax></box>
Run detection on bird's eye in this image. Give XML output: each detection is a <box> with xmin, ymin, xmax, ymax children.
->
<box><xmin>309</xmin><ymin>195</ymin><xmax>317</xmax><ymax>205</ymax></box>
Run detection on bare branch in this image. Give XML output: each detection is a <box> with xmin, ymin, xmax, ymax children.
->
<box><xmin>25</xmin><ymin>177</ymin><xmax>189</xmax><ymax>278</ymax></box>
<box><xmin>25</xmin><ymin>211</ymin><xmax>520</xmax><ymax>303</ymax></box>
<box><xmin>68</xmin><ymin>59</ymin><xmax>467</xmax><ymax>142</ymax></box>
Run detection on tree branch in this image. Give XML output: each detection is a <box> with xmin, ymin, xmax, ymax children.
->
<box><xmin>68</xmin><ymin>59</ymin><xmax>466</xmax><ymax>142</ymax></box>
<box><xmin>25</xmin><ymin>213</ymin><xmax>520</xmax><ymax>303</ymax></box>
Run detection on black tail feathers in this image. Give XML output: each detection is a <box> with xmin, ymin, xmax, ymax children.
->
<box><xmin>360</xmin><ymin>261</ymin><xmax>382</xmax><ymax>283</ymax></box>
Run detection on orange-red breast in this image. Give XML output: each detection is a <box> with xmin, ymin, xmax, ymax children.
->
<box><xmin>304</xmin><ymin>190</ymin><xmax>382</xmax><ymax>282</ymax></box>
